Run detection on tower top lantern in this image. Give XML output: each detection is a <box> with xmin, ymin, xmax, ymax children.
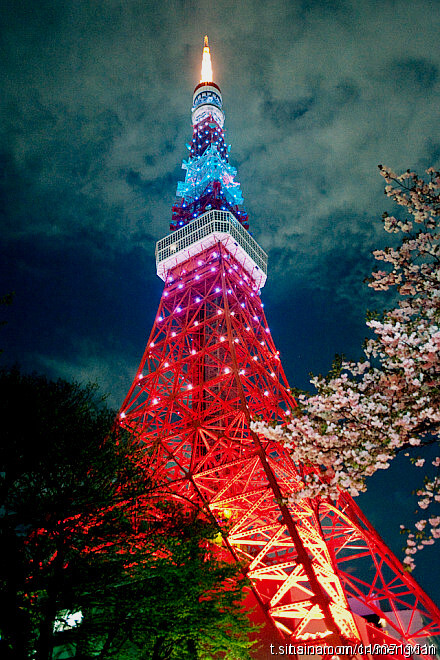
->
<box><xmin>200</xmin><ymin>35</ymin><xmax>213</xmax><ymax>83</ymax></box>
<box><xmin>192</xmin><ymin>36</ymin><xmax>224</xmax><ymax>127</ymax></box>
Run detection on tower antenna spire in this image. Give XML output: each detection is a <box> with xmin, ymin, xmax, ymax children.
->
<box><xmin>200</xmin><ymin>34</ymin><xmax>213</xmax><ymax>83</ymax></box>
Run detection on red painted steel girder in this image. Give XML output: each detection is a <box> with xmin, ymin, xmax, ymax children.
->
<box><xmin>120</xmin><ymin>243</ymin><xmax>440</xmax><ymax>656</ymax></box>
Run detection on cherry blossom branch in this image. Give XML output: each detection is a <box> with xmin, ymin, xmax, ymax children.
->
<box><xmin>253</xmin><ymin>166</ymin><xmax>440</xmax><ymax>570</ymax></box>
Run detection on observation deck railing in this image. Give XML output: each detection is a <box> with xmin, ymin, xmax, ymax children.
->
<box><xmin>155</xmin><ymin>210</ymin><xmax>268</xmax><ymax>288</ymax></box>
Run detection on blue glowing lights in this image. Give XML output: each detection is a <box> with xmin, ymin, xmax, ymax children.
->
<box><xmin>176</xmin><ymin>144</ymin><xmax>244</xmax><ymax>206</ymax></box>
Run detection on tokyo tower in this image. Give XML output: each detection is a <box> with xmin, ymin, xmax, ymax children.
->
<box><xmin>119</xmin><ymin>37</ymin><xmax>440</xmax><ymax>656</ymax></box>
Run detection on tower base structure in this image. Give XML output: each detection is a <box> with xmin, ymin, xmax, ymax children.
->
<box><xmin>120</xmin><ymin>213</ymin><xmax>440</xmax><ymax>658</ymax></box>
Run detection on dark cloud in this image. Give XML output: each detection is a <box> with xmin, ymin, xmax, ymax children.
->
<box><xmin>263</xmin><ymin>96</ymin><xmax>314</xmax><ymax>126</ymax></box>
<box><xmin>391</xmin><ymin>57</ymin><xmax>438</xmax><ymax>91</ymax></box>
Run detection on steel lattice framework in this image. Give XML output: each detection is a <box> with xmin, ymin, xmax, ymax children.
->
<box><xmin>119</xmin><ymin>38</ymin><xmax>440</xmax><ymax>657</ymax></box>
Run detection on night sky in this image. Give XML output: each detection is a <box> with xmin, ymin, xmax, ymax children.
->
<box><xmin>1</xmin><ymin>1</ymin><xmax>440</xmax><ymax>603</ymax></box>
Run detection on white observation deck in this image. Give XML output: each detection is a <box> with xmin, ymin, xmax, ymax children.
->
<box><xmin>155</xmin><ymin>210</ymin><xmax>268</xmax><ymax>289</ymax></box>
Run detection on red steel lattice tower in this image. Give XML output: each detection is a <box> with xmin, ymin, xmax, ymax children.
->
<box><xmin>119</xmin><ymin>38</ymin><xmax>440</xmax><ymax>656</ymax></box>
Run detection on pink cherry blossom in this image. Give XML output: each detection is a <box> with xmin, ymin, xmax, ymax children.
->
<box><xmin>253</xmin><ymin>166</ymin><xmax>440</xmax><ymax>569</ymax></box>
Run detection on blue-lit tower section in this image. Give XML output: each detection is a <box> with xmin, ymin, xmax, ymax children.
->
<box><xmin>170</xmin><ymin>37</ymin><xmax>249</xmax><ymax>231</ymax></box>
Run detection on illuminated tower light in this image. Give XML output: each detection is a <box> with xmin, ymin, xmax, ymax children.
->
<box><xmin>119</xmin><ymin>36</ymin><xmax>440</xmax><ymax>656</ymax></box>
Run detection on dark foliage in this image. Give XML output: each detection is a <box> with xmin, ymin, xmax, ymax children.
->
<box><xmin>0</xmin><ymin>368</ymin><xmax>254</xmax><ymax>659</ymax></box>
